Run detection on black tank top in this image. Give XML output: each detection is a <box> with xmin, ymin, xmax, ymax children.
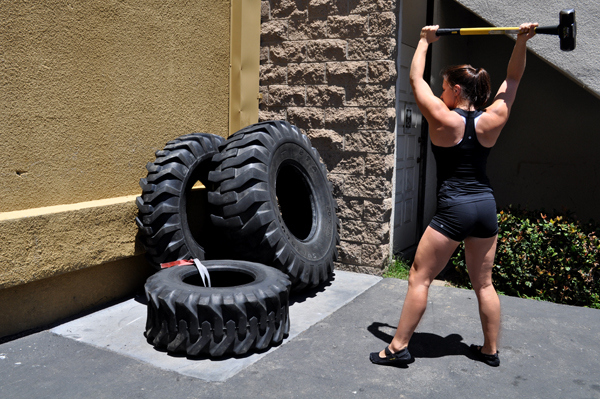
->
<box><xmin>431</xmin><ymin>109</ymin><xmax>494</xmax><ymax>207</ymax></box>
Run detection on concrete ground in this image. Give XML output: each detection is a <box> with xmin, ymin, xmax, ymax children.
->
<box><xmin>1</xmin><ymin>270</ymin><xmax>599</xmax><ymax>399</ymax></box>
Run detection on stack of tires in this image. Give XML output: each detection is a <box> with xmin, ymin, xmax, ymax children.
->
<box><xmin>136</xmin><ymin>120</ymin><xmax>339</xmax><ymax>358</ymax></box>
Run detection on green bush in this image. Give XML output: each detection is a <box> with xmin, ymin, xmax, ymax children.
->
<box><xmin>447</xmin><ymin>206</ymin><xmax>600</xmax><ymax>308</ymax></box>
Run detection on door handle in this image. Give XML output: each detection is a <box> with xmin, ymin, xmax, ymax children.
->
<box><xmin>405</xmin><ymin>108</ymin><xmax>412</xmax><ymax>128</ymax></box>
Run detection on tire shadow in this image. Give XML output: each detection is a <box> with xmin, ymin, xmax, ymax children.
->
<box><xmin>367</xmin><ymin>322</ymin><xmax>477</xmax><ymax>361</ymax></box>
<box><xmin>289</xmin><ymin>272</ymin><xmax>335</xmax><ymax>305</ymax></box>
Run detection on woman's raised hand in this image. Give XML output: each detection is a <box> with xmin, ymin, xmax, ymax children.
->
<box><xmin>420</xmin><ymin>25</ymin><xmax>440</xmax><ymax>44</ymax></box>
<box><xmin>518</xmin><ymin>22</ymin><xmax>539</xmax><ymax>41</ymax></box>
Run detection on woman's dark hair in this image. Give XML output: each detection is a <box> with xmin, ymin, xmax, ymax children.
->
<box><xmin>441</xmin><ymin>65</ymin><xmax>491</xmax><ymax>109</ymax></box>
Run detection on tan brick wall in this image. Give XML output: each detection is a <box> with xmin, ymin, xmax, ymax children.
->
<box><xmin>260</xmin><ymin>0</ymin><xmax>398</xmax><ymax>272</ymax></box>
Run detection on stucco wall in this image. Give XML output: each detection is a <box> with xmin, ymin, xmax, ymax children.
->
<box><xmin>1</xmin><ymin>0</ymin><xmax>231</xmax><ymax>212</ymax></box>
<box><xmin>0</xmin><ymin>0</ymin><xmax>241</xmax><ymax>339</ymax></box>
<box><xmin>454</xmin><ymin>0</ymin><xmax>600</xmax><ymax>100</ymax></box>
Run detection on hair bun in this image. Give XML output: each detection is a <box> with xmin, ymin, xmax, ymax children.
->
<box><xmin>441</xmin><ymin>64</ymin><xmax>491</xmax><ymax>109</ymax></box>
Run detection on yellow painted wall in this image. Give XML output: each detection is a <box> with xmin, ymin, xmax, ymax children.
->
<box><xmin>1</xmin><ymin>0</ymin><xmax>231</xmax><ymax>212</ymax></box>
<box><xmin>0</xmin><ymin>255</ymin><xmax>153</xmax><ymax>338</ymax></box>
<box><xmin>229</xmin><ymin>0</ymin><xmax>261</xmax><ymax>134</ymax></box>
<box><xmin>0</xmin><ymin>196</ymin><xmax>142</xmax><ymax>289</ymax></box>
<box><xmin>0</xmin><ymin>0</ymin><xmax>260</xmax><ymax>339</ymax></box>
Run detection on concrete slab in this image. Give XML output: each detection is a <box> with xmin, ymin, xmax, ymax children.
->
<box><xmin>50</xmin><ymin>270</ymin><xmax>381</xmax><ymax>382</ymax></box>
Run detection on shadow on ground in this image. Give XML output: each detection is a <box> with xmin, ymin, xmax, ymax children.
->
<box><xmin>368</xmin><ymin>321</ymin><xmax>477</xmax><ymax>361</ymax></box>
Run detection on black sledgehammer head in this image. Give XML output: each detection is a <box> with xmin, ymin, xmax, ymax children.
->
<box><xmin>537</xmin><ymin>9</ymin><xmax>576</xmax><ymax>51</ymax></box>
<box><xmin>558</xmin><ymin>9</ymin><xmax>576</xmax><ymax>51</ymax></box>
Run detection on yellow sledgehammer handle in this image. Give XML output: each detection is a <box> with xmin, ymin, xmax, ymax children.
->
<box><xmin>456</xmin><ymin>27</ymin><xmax>521</xmax><ymax>35</ymax></box>
<box><xmin>436</xmin><ymin>27</ymin><xmax>522</xmax><ymax>36</ymax></box>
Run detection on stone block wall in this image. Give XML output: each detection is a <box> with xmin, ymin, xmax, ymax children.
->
<box><xmin>259</xmin><ymin>0</ymin><xmax>398</xmax><ymax>273</ymax></box>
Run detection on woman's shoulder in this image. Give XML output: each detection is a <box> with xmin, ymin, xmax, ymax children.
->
<box><xmin>474</xmin><ymin>109</ymin><xmax>507</xmax><ymax>147</ymax></box>
<box><xmin>430</xmin><ymin>110</ymin><xmax>467</xmax><ymax>147</ymax></box>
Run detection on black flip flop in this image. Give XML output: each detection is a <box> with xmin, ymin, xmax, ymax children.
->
<box><xmin>369</xmin><ymin>346</ymin><xmax>413</xmax><ymax>366</ymax></box>
<box><xmin>470</xmin><ymin>344</ymin><xmax>500</xmax><ymax>367</ymax></box>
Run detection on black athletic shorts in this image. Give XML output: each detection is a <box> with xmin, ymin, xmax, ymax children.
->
<box><xmin>429</xmin><ymin>198</ymin><xmax>498</xmax><ymax>242</ymax></box>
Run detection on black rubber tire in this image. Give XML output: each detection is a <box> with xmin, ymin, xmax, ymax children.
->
<box><xmin>208</xmin><ymin>120</ymin><xmax>339</xmax><ymax>290</ymax></box>
<box><xmin>144</xmin><ymin>260</ymin><xmax>291</xmax><ymax>357</ymax></box>
<box><xmin>135</xmin><ymin>133</ymin><xmax>225</xmax><ymax>269</ymax></box>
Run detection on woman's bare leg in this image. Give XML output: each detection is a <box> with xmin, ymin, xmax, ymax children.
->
<box><xmin>464</xmin><ymin>235</ymin><xmax>500</xmax><ymax>355</ymax></box>
<box><xmin>380</xmin><ymin>227</ymin><xmax>460</xmax><ymax>356</ymax></box>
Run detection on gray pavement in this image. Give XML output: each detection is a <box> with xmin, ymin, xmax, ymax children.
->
<box><xmin>1</xmin><ymin>270</ymin><xmax>599</xmax><ymax>398</ymax></box>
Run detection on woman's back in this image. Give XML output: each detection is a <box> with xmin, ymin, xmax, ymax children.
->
<box><xmin>431</xmin><ymin>109</ymin><xmax>494</xmax><ymax>207</ymax></box>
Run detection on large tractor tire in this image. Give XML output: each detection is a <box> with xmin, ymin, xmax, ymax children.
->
<box><xmin>144</xmin><ymin>260</ymin><xmax>291</xmax><ymax>357</ymax></box>
<box><xmin>208</xmin><ymin>120</ymin><xmax>339</xmax><ymax>290</ymax></box>
<box><xmin>135</xmin><ymin>133</ymin><xmax>224</xmax><ymax>269</ymax></box>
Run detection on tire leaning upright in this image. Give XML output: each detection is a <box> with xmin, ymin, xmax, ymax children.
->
<box><xmin>208</xmin><ymin>120</ymin><xmax>339</xmax><ymax>290</ymax></box>
<box><xmin>136</xmin><ymin>133</ymin><xmax>224</xmax><ymax>269</ymax></box>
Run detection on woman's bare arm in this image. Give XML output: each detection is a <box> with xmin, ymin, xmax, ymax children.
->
<box><xmin>410</xmin><ymin>26</ymin><xmax>464</xmax><ymax>145</ymax></box>
<box><xmin>477</xmin><ymin>22</ymin><xmax>538</xmax><ymax>146</ymax></box>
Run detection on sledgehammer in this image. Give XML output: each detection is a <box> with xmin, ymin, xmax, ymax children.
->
<box><xmin>436</xmin><ymin>9</ymin><xmax>576</xmax><ymax>51</ymax></box>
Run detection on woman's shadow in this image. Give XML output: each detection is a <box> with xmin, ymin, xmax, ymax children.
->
<box><xmin>368</xmin><ymin>322</ymin><xmax>478</xmax><ymax>365</ymax></box>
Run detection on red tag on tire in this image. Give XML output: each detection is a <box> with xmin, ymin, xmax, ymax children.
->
<box><xmin>160</xmin><ymin>259</ymin><xmax>194</xmax><ymax>269</ymax></box>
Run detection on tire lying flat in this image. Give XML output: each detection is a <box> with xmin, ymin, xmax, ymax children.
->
<box><xmin>144</xmin><ymin>260</ymin><xmax>291</xmax><ymax>357</ymax></box>
<box><xmin>135</xmin><ymin>133</ymin><xmax>224</xmax><ymax>269</ymax></box>
<box><xmin>208</xmin><ymin>120</ymin><xmax>339</xmax><ymax>290</ymax></box>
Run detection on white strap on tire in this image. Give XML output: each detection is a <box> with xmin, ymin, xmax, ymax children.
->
<box><xmin>193</xmin><ymin>258</ymin><xmax>211</xmax><ymax>288</ymax></box>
